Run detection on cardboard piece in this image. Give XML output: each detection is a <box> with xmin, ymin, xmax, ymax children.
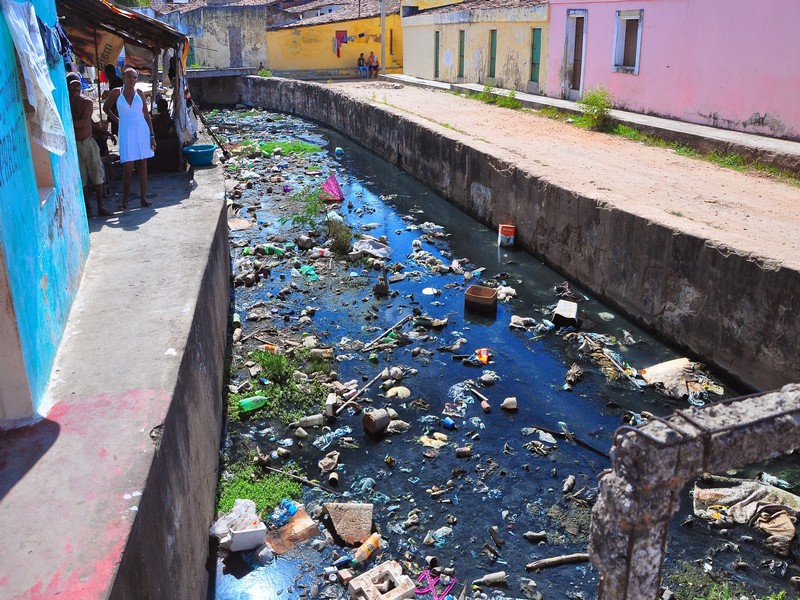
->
<box><xmin>264</xmin><ymin>507</ymin><xmax>318</xmax><ymax>554</ymax></box>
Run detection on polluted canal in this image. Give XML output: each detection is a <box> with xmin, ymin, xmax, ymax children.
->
<box><xmin>206</xmin><ymin>108</ymin><xmax>795</xmax><ymax>600</ymax></box>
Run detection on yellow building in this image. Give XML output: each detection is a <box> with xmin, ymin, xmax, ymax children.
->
<box><xmin>402</xmin><ymin>0</ymin><xmax>549</xmax><ymax>94</ymax></box>
<box><xmin>266</xmin><ymin>0</ymin><xmax>403</xmax><ymax>79</ymax></box>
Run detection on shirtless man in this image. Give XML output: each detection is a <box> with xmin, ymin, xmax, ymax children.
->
<box><xmin>67</xmin><ymin>72</ymin><xmax>113</xmax><ymax>217</ymax></box>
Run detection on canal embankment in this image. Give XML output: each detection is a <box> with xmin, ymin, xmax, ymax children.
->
<box><xmin>0</xmin><ymin>165</ymin><xmax>229</xmax><ymax>599</ymax></box>
<box><xmin>190</xmin><ymin>75</ymin><xmax>800</xmax><ymax>392</ymax></box>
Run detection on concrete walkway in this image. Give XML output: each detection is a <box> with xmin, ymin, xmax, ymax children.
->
<box><xmin>0</xmin><ymin>165</ymin><xmax>228</xmax><ymax>598</ymax></box>
<box><xmin>383</xmin><ymin>74</ymin><xmax>800</xmax><ymax>173</ymax></box>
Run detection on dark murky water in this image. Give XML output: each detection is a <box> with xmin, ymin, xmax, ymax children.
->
<box><xmin>209</xmin><ymin>110</ymin><xmax>794</xmax><ymax>599</ymax></box>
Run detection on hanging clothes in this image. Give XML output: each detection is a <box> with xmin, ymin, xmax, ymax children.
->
<box><xmin>54</xmin><ymin>22</ymin><xmax>74</xmax><ymax>70</ymax></box>
<box><xmin>1</xmin><ymin>0</ymin><xmax>67</xmax><ymax>155</ymax></box>
<box><xmin>36</xmin><ymin>15</ymin><xmax>61</xmax><ymax>68</ymax></box>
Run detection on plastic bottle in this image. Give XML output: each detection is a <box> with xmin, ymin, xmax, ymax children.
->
<box><xmin>238</xmin><ymin>395</ymin><xmax>268</xmax><ymax>412</ymax></box>
<box><xmin>351</xmin><ymin>532</ymin><xmax>382</xmax><ymax>565</ymax></box>
<box><xmin>265</xmin><ymin>244</ymin><xmax>285</xmax><ymax>256</ymax></box>
<box><xmin>269</xmin><ymin>498</ymin><xmax>297</xmax><ymax>527</ymax></box>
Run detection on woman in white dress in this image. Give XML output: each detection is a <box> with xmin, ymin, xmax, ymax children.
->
<box><xmin>103</xmin><ymin>67</ymin><xmax>156</xmax><ymax>209</ymax></box>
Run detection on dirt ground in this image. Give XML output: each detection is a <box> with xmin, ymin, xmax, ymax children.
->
<box><xmin>325</xmin><ymin>81</ymin><xmax>800</xmax><ymax>271</ymax></box>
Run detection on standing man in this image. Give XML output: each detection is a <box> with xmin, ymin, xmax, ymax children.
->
<box><xmin>67</xmin><ymin>72</ymin><xmax>113</xmax><ymax>217</ymax></box>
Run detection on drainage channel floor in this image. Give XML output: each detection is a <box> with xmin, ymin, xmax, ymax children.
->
<box><xmin>207</xmin><ymin>108</ymin><xmax>796</xmax><ymax>600</ymax></box>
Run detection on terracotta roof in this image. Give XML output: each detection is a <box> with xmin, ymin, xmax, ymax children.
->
<box><xmin>416</xmin><ymin>0</ymin><xmax>545</xmax><ymax>14</ymax></box>
<box><xmin>274</xmin><ymin>0</ymin><xmax>400</xmax><ymax>27</ymax></box>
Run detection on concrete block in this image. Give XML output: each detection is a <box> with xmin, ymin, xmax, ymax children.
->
<box><xmin>348</xmin><ymin>561</ymin><xmax>415</xmax><ymax>600</ymax></box>
<box><xmin>324</xmin><ymin>502</ymin><xmax>374</xmax><ymax>544</ymax></box>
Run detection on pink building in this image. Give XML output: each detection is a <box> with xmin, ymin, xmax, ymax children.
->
<box><xmin>546</xmin><ymin>0</ymin><xmax>800</xmax><ymax>140</ymax></box>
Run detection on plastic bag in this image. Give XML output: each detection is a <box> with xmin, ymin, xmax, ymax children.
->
<box><xmin>209</xmin><ymin>498</ymin><xmax>260</xmax><ymax>539</ymax></box>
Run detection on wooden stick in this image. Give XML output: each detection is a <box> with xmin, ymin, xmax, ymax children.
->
<box><xmin>262</xmin><ymin>465</ymin><xmax>338</xmax><ymax>494</ymax></box>
<box><xmin>534</xmin><ymin>425</ymin><xmax>609</xmax><ymax>459</ymax></box>
<box><xmin>525</xmin><ymin>552</ymin><xmax>590</xmax><ymax>571</ymax></box>
<box><xmin>334</xmin><ymin>399</ymin><xmax>361</xmax><ymax>416</ymax></box>
<box><xmin>468</xmin><ymin>386</ymin><xmax>490</xmax><ymax>403</ymax></box>
<box><xmin>362</xmin><ymin>315</ymin><xmax>413</xmax><ymax>351</ymax></box>
<box><xmin>335</xmin><ymin>371</ymin><xmax>384</xmax><ymax>415</ymax></box>
<box><xmin>191</xmin><ymin>99</ymin><xmax>230</xmax><ymax>159</ymax></box>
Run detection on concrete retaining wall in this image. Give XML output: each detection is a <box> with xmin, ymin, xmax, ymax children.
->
<box><xmin>191</xmin><ymin>76</ymin><xmax>800</xmax><ymax>391</ymax></box>
<box><xmin>110</xmin><ymin>165</ymin><xmax>229</xmax><ymax>599</ymax></box>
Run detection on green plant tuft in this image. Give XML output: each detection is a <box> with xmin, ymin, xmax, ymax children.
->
<box><xmin>577</xmin><ymin>85</ymin><xmax>613</xmax><ymax>130</ymax></box>
<box><xmin>280</xmin><ymin>187</ymin><xmax>326</xmax><ymax>230</ymax></box>
<box><xmin>259</xmin><ymin>140</ymin><xmax>321</xmax><ymax>157</ymax></box>
<box><xmin>496</xmin><ymin>90</ymin><xmax>522</xmax><ymax>110</ymax></box>
<box><xmin>252</xmin><ymin>350</ymin><xmax>292</xmax><ymax>384</ymax></box>
<box><xmin>326</xmin><ymin>219</ymin><xmax>353</xmax><ymax>255</ymax></box>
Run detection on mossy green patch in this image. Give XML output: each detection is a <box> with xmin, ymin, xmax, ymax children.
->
<box><xmin>217</xmin><ymin>461</ymin><xmax>303</xmax><ymax>515</ymax></box>
<box><xmin>259</xmin><ymin>140</ymin><xmax>322</xmax><ymax>157</ymax></box>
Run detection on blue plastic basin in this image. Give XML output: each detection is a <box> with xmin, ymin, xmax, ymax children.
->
<box><xmin>183</xmin><ymin>144</ymin><xmax>217</xmax><ymax>166</ymax></box>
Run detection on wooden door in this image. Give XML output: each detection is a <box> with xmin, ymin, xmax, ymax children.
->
<box><xmin>571</xmin><ymin>17</ymin><xmax>584</xmax><ymax>91</ymax></box>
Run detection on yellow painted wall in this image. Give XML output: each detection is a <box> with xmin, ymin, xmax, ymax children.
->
<box><xmin>403</xmin><ymin>5</ymin><xmax>549</xmax><ymax>93</ymax></box>
<box><xmin>266</xmin><ymin>14</ymin><xmax>403</xmax><ymax>75</ymax></box>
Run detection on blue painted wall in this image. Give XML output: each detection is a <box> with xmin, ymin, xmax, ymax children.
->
<box><xmin>0</xmin><ymin>0</ymin><xmax>89</xmax><ymax>413</ymax></box>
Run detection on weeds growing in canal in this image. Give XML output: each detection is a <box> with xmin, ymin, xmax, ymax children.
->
<box><xmin>280</xmin><ymin>187</ymin><xmax>325</xmax><ymax>229</ymax></box>
<box><xmin>253</xmin><ymin>350</ymin><xmax>293</xmax><ymax>384</ymax></box>
<box><xmin>258</xmin><ymin>140</ymin><xmax>322</xmax><ymax>157</ymax></box>
<box><xmin>326</xmin><ymin>219</ymin><xmax>353</xmax><ymax>255</ymax></box>
<box><xmin>227</xmin><ymin>378</ymin><xmax>326</xmax><ymax>424</ymax></box>
<box><xmin>217</xmin><ymin>459</ymin><xmax>303</xmax><ymax>514</ymax></box>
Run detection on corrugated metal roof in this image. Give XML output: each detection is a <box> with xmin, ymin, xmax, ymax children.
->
<box><xmin>59</xmin><ymin>0</ymin><xmax>185</xmax><ymax>48</ymax></box>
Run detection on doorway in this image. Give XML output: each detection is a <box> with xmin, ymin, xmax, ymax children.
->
<box><xmin>563</xmin><ymin>9</ymin><xmax>587</xmax><ymax>100</ymax></box>
<box><xmin>228</xmin><ymin>26</ymin><xmax>243</xmax><ymax>68</ymax></box>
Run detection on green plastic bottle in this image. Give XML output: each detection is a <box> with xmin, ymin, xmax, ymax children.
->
<box><xmin>238</xmin><ymin>395</ymin><xmax>268</xmax><ymax>412</ymax></box>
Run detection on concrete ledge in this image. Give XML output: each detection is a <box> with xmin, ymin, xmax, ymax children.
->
<box><xmin>192</xmin><ymin>75</ymin><xmax>799</xmax><ymax>391</ymax></box>
<box><xmin>187</xmin><ymin>67</ymin><xmax>257</xmax><ymax>79</ymax></box>
<box><xmin>0</xmin><ymin>165</ymin><xmax>229</xmax><ymax>598</ymax></box>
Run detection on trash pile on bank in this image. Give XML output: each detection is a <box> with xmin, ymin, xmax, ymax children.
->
<box><xmin>203</xmin><ymin>108</ymin><xmax>792</xmax><ymax>599</ymax></box>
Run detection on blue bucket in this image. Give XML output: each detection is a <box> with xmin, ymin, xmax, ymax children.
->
<box><xmin>183</xmin><ymin>144</ymin><xmax>217</xmax><ymax>166</ymax></box>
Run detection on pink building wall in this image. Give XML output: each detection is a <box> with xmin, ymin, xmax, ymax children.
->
<box><xmin>546</xmin><ymin>0</ymin><xmax>800</xmax><ymax>140</ymax></box>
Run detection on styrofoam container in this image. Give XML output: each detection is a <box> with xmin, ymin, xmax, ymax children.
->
<box><xmin>228</xmin><ymin>521</ymin><xmax>267</xmax><ymax>552</ymax></box>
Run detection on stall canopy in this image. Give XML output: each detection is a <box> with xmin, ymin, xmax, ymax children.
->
<box><xmin>57</xmin><ymin>0</ymin><xmax>185</xmax><ymax>72</ymax></box>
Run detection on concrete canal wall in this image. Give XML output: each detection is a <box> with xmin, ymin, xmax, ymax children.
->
<box><xmin>191</xmin><ymin>77</ymin><xmax>799</xmax><ymax>392</ymax></box>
